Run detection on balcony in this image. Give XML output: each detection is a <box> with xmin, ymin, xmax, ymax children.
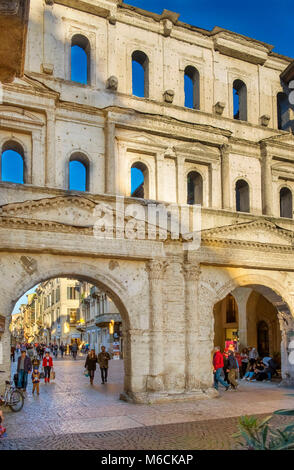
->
<box><xmin>90</xmin><ymin>286</ymin><xmax>100</xmax><ymax>299</ymax></box>
<box><xmin>95</xmin><ymin>313</ymin><xmax>121</xmax><ymax>327</ymax></box>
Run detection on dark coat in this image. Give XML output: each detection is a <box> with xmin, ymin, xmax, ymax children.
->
<box><xmin>227</xmin><ymin>353</ymin><xmax>238</xmax><ymax>370</ymax></box>
<box><xmin>17</xmin><ymin>355</ymin><xmax>32</xmax><ymax>373</ymax></box>
<box><xmin>85</xmin><ymin>354</ymin><xmax>98</xmax><ymax>371</ymax></box>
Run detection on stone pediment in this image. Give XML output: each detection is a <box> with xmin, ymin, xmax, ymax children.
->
<box><xmin>201</xmin><ymin>219</ymin><xmax>294</xmax><ymax>247</ymax></box>
<box><xmin>0</xmin><ymin>105</ymin><xmax>43</xmax><ymax>126</ymax></box>
<box><xmin>261</xmin><ymin>133</ymin><xmax>294</xmax><ymax>147</ymax></box>
<box><xmin>0</xmin><ymin>196</ymin><xmax>97</xmax><ymax>227</ymax></box>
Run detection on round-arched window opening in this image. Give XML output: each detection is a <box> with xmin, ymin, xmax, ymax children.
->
<box><xmin>1</xmin><ymin>140</ymin><xmax>24</xmax><ymax>184</ymax></box>
<box><xmin>187</xmin><ymin>171</ymin><xmax>203</xmax><ymax>205</ymax></box>
<box><xmin>131</xmin><ymin>162</ymin><xmax>149</xmax><ymax>198</ymax></box>
<box><xmin>235</xmin><ymin>179</ymin><xmax>250</xmax><ymax>213</ymax></box>
<box><xmin>184</xmin><ymin>66</ymin><xmax>200</xmax><ymax>110</ymax></box>
<box><xmin>280</xmin><ymin>187</ymin><xmax>293</xmax><ymax>219</ymax></box>
<box><xmin>132</xmin><ymin>51</ymin><xmax>149</xmax><ymax>98</ymax></box>
<box><xmin>233</xmin><ymin>80</ymin><xmax>247</xmax><ymax>121</ymax></box>
<box><xmin>69</xmin><ymin>153</ymin><xmax>89</xmax><ymax>192</ymax></box>
<box><xmin>71</xmin><ymin>34</ymin><xmax>90</xmax><ymax>85</ymax></box>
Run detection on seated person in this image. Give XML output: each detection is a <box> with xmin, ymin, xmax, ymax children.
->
<box><xmin>242</xmin><ymin>361</ymin><xmax>256</xmax><ymax>381</ymax></box>
<box><xmin>264</xmin><ymin>358</ymin><xmax>278</xmax><ymax>381</ymax></box>
<box><xmin>252</xmin><ymin>360</ymin><xmax>267</xmax><ymax>381</ymax></box>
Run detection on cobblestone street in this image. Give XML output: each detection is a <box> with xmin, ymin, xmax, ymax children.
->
<box><xmin>1</xmin><ymin>355</ymin><xmax>294</xmax><ymax>450</ymax></box>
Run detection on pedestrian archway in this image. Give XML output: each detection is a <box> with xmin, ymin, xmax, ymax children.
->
<box><xmin>212</xmin><ymin>278</ymin><xmax>294</xmax><ymax>385</ymax></box>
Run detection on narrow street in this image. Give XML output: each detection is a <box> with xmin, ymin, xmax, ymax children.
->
<box><xmin>1</xmin><ymin>354</ymin><xmax>294</xmax><ymax>449</ymax></box>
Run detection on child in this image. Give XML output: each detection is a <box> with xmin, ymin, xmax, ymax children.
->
<box><xmin>32</xmin><ymin>355</ymin><xmax>40</xmax><ymax>370</ymax></box>
<box><xmin>32</xmin><ymin>367</ymin><xmax>41</xmax><ymax>395</ymax></box>
<box><xmin>0</xmin><ymin>410</ymin><xmax>6</xmax><ymax>438</ymax></box>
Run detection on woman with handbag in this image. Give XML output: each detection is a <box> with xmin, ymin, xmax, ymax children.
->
<box><xmin>85</xmin><ymin>349</ymin><xmax>98</xmax><ymax>385</ymax></box>
<box><xmin>42</xmin><ymin>350</ymin><xmax>53</xmax><ymax>383</ymax></box>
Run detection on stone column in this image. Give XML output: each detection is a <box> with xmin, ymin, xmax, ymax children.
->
<box><xmin>0</xmin><ymin>315</ymin><xmax>10</xmax><ymax>393</ymax></box>
<box><xmin>156</xmin><ymin>153</ymin><xmax>165</xmax><ymax>201</ymax></box>
<box><xmin>183</xmin><ymin>262</ymin><xmax>201</xmax><ymax>391</ymax></box>
<box><xmin>45</xmin><ymin>110</ymin><xmax>56</xmax><ymax>187</ymax></box>
<box><xmin>278</xmin><ymin>312</ymin><xmax>294</xmax><ymax>386</ymax></box>
<box><xmin>176</xmin><ymin>156</ymin><xmax>186</xmax><ymax>205</ymax></box>
<box><xmin>231</xmin><ymin>287</ymin><xmax>252</xmax><ymax>350</ymax></box>
<box><xmin>104</xmin><ymin>115</ymin><xmax>118</xmax><ymax>195</ymax></box>
<box><xmin>210</xmin><ymin>161</ymin><xmax>222</xmax><ymax>209</ymax></box>
<box><xmin>221</xmin><ymin>144</ymin><xmax>231</xmax><ymax>210</ymax></box>
<box><xmin>146</xmin><ymin>259</ymin><xmax>166</xmax><ymax>393</ymax></box>
<box><xmin>261</xmin><ymin>144</ymin><xmax>273</xmax><ymax>216</ymax></box>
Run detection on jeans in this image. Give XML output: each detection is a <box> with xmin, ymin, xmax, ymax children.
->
<box><xmin>214</xmin><ymin>368</ymin><xmax>229</xmax><ymax>390</ymax></box>
<box><xmin>17</xmin><ymin>369</ymin><xmax>28</xmax><ymax>390</ymax></box>
<box><xmin>44</xmin><ymin>366</ymin><xmax>51</xmax><ymax>380</ymax></box>
<box><xmin>244</xmin><ymin>371</ymin><xmax>254</xmax><ymax>379</ymax></box>
<box><xmin>100</xmin><ymin>367</ymin><xmax>108</xmax><ymax>383</ymax></box>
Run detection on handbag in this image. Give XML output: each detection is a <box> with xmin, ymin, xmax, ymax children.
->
<box><xmin>51</xmin><ymin>370</ymin><xmax>56</xmax><ymax>380</ymax></box>
<box><xmin>39</xmin><ymin>372</ymin><xmax>45</xmax><ymax>379</ymax></box>
<box><xmin>84</xmin><ymin>369</ymin><xmax>89</xmax><ymax>377</ymax></box>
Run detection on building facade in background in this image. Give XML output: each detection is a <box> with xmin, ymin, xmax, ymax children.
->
<box><xmin>10</xmin><ymin>278</ymin><xmax>122</xmax><ymax>356</ymax></box>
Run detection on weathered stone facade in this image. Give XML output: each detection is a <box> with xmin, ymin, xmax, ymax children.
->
<box><xmin>0</xmin><ymin>0</ymin><xmax>294</xmax><ymax>402</ymax></box>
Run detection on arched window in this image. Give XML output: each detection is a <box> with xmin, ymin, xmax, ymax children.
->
<box><xmin>71</xmin><ymin>34</ymin><xmax>90</xmax><ymax>85</ymax></box>
<box><xmin>1</xmin><ymin>140</ymin><xmax>24</xmax><ymax>184</ymax></box>
<box><xmin>277</xmin><ymin>92</ymin><xmax>290</xmax><ymax>130</ymax></box>
<box><xmin>235</xmin><ymin>179</ymin><xmax>250</xmax><ymax>212</ymax></box>
<box><xmin>187</xmin><ymin>171</ymin><xmax>203</xmax><ymax>205</ymax></box>
<box><xmin>131</xmin><ymin>162</ymin><xmax>148</xmax><ymax>198</ymax></box>
<box><xmin>184</xmin><ymin>66</ymin><xmax>200</xmax><ymax>110</ymax></box>
<box><xmin>233</xmin><ymin>80</ymin><xmax>247</xmax><ymax>121</ymax></box>
<box><xmin>69</xmin><ymin>153</ymin><xmax>89</xmax><ymax>192</ymax></box>
<box><xmin>132</xmin><ymin>51</ymin><xmax>149</xmax><ymax>98</ymax></box>
<box><xmin>280</xmin><ymin>187</ymin><xmax>292</xmax><ymax>218</ymax></box>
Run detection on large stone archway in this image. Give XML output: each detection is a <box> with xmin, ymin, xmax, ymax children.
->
<box><xmin>0</xmin><ymin>253</ymin><xmax>151</xmax><ymax>402</ymax></box>
<box><xmin>201</xmin><ymin>269</ymin><xmax>294</xmax><ymax>386</ymax></box>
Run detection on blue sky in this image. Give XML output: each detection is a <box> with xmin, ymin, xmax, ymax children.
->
<box><xmin>127</xmin><ymin>0</ymin><xmax>293</xmax><ymax>58</ymax></box>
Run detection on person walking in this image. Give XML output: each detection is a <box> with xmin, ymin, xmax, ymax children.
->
<box><xmin>71</xmin><ymin>341</ymin><xmax>78</xmax><ymax>360</ymax></box>
<box><xmin>11</xmin><ymin>346</ymin><xmax>16</xmax><ymax>362</ymax></box>
<box><xmin>85</xmin><ymin>349</ymin><xmax>98</xmax><ymax>385</ymax></box>
<box><xmin>27</xmin><ymin>345</ymin><xmax>34</xmax><ymax>361</ymax></box>
<box><xmin>32</xmin><ymin>367</ymin><xmax>41</xmax><ymax>395</ymax></box>
<box><xmin>17</xmin><ymin>349</ymin><xmax>32</xmax><ymax>391</ymax></box>
<box><xmin>42</xmin><ymin>350</ymin><xmax>53</xmax><ymax>383</ymax></box>
<box><xmin>240</xmin><ymin>348</ymin><xmax>249</xmax><ymax>378</ymax></box>
<box><xmin>213</xmin><ymin>347</ymin><xmax>230</xmax><ymax>391</ymax></box>
<box><xmin>98</xmin><ymin>346</ymin><xmax>111</xmax><ymax>384</ymax></box>
<box><xmin>227</xmin><ymin>350</ymin><xmax>239</xmax><ymax>390</ymax></box>
<box><xmin>59</xmin><ymin>343</ymin><xmax>65</xmax><ymax>358</ymax></box>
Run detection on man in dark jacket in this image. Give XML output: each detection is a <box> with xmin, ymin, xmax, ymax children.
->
<box><xmin>227</xmin><ymin>350</ymin><xmax>239</xmax><ymax>390</ymax></box>
<box><xmin>17</xmin><ymin>350</ymin><xmax>32</xmax><ymax>391</ymax></box>
<box><xmin>98</xmin><ymin>346</ymin><xmax>111</xmax><ymax>384</ymax></box>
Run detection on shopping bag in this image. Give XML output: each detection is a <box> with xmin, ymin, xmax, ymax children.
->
<box><xmin>51</xmin><ymin>370</ymin><xmax>56</xmax><ymax>381</ymax></box>
<box><xmin>84</xmin><ymin>369</ymin><xmax>89</xmax><ymax>377</ymax></box>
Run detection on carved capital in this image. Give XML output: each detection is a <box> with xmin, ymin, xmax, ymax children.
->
<box><xmin>146</xmin><ymin>259</ymin><xmax>167</xmax><ymax>280</ymax></box>
<box><xmin>183</xmin><ymin>263</ymin><xmax>201</xmax><ymax>281</ymax></box>
<box><xmin>220</xmin><ymin>143</ymin><xmax>231</xmax><ymax>156</ymax></box>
